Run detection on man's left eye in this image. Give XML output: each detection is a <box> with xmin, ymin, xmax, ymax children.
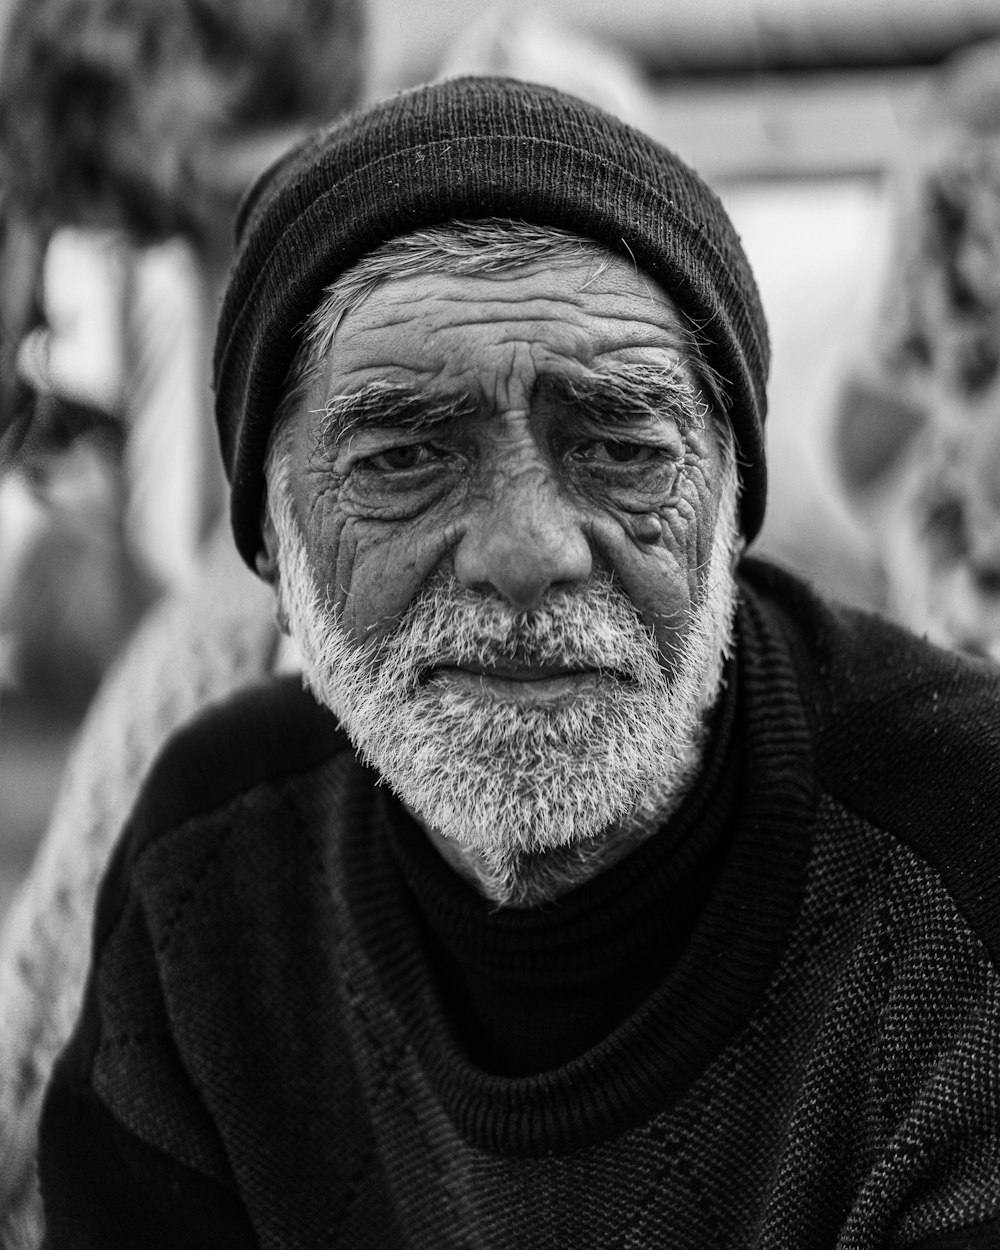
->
<box><xmin>581</xmin><ymin>440</ymin><xmax>658</xmax><ymax>464</ymax></box>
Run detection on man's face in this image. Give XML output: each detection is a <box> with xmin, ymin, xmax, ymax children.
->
<box><xmin>276</xmin><ymin>251</ymin><xmax>729</xmax><ymax>666</ymax></box>
<box><xmin>266</xmin><ymin>249</ymin><xmax>739</xmax><ymax>891</ymax></box>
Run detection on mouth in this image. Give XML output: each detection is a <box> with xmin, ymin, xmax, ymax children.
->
<box><xmin>425</xmin><ymin>663</ymin><xmax>607</xmax><ymax>703</ymax></box>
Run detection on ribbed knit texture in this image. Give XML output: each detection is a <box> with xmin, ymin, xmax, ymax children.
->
<box><xmin>212</xmin><ymin>76</ymin><xmax>771</xmax><ymax>566</ymax></box>
<box><xmin>39</xmin><ymin>562</ymin><xmax>1000</xmax><ymax>1249</ymax></box>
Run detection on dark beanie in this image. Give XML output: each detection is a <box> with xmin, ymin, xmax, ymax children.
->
<box><xmin>214</xmin><ymin>75</ymin><xmax>770</xmax><ymax>566</ymax></box>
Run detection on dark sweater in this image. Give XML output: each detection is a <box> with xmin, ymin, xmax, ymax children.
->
<box><xmin>39</xmin><ymin>560</ymin><xmax>1000</xmax><ymax>1249</ymax></box>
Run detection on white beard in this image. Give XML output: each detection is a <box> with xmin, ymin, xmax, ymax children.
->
<box><xmin>270</xmin><ymin>468</ymin><xmax>740</xmax><ymax>904</ymax></box>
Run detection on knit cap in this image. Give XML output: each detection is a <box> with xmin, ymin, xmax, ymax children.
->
<box><xmin>214</xmin><ymin>75</ymin><xmax>770</xmax><ymax>565</ymax></box>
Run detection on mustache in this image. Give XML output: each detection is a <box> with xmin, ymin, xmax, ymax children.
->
<box><xmin>364</xmin><ymin>571</ymin><xmax>664</xmax><ymax>686</ymax></box>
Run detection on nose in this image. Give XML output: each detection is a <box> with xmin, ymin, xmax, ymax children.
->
<box><xmin>454</xmin><ymin>468</ymin><xmax>592</xmax><ymax>610</ymax></box>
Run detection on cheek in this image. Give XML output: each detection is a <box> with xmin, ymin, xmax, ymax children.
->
<box><xmin>588</xmin><ymin>486</ymin><xmax>722</xmax><ymax>667</ymax></box>
<box><xmin>600</xmin><ymin>528</ymin><xmax>694</xmax><ymax>657</ymax></box>
<box><xmin>306</xmin><ymin>512</ymin><xmax>457</xmax><ymax>645</ymax></box>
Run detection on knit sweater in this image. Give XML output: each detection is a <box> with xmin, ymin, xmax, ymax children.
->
<box><xmin>38</xmin><ymin>560</ymin><xmax>1000</xmax><ymax>1249</ymax></box>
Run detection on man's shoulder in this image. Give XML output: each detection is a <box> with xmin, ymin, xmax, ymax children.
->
<box><xmin>742</xmin><ymin>556</ymin><xmax>1000</xmax><ymax>749</ymax></box>
<box><xmin>60</xmin><ymin>676</ymin><xmax>363</xmax><ymax>1142</ymax></box>
<box><xmin>127</xmin><ymin>673</ymin><xmax>353</xmax><ymax>850</ymax></box>
<box><xmin>741</xmin><ymin>557</ymin><xmax>1000</xmax><ymax>956</ymax></box>
<box><xmin>87</xmin><ymin>675</ymin><xmax>357</xmax><ymax>985</ymax></box>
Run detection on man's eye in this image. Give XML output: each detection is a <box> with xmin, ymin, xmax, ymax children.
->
<box><xmin>366</xmin><ymin>444</ymin><xmax>437</xmax><ymax>471</ymax></box>
<box><xmin>581</xmin><ymin>440</ymin><xmax>658</xmax><ymax>464</ymax></box>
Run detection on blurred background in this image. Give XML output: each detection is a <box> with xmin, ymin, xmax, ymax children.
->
<box><xmin>3</xmin><ymin>0</ymin><xmax>1000</xmax><ymax>918</ymax></box>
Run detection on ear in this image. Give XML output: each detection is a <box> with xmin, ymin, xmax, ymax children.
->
<box><xmin>255</xmin><ymin>502</ymin><xmax>290</xmax><ymax>634</ymax></box>
<box><xmin>255</xmin><ymin>504</ymin><xmax>280</xmax><ymax>587</ymax></box>
<box><xmin>730</xmin><ymin>534</ymin><xmax>746</xmax><ymax>576</ymax></box>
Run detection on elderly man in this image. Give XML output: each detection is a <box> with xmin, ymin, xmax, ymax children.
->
<box><xmin>38</xmin><ymin>78</ymin><xmax>1000</xmax><ymax>1248</ymax></box>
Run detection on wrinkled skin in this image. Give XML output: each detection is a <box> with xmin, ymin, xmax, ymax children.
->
<box><xmin>260</xmin><ymin>253</ymin><xmax>729</xmax><ymax>689</ymax></box>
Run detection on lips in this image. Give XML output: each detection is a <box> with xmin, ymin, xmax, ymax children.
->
<box><xmin>426</xmin><ymin>664</ymin><xmax>604</xmax><ymax>703</ymax></box>
<box><xmin>432</xmin><ymin>665</ymin><xmax>597</xmax><ymax>695</ymax></box>
<box><xmin>452</xmin><ymin>664</ymin><xmax>593</xmax><ymax>681</ymax></box>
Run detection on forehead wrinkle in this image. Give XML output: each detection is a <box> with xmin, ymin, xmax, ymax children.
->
<box><xmin>595</xmin><ymin>303</ymin><xmax>692</xmax><ymax>346</ymax></box>
<box><xmin>421</xmin><ymin>309</ymin><xmax>584</xmax><ymax>339</ymax></box>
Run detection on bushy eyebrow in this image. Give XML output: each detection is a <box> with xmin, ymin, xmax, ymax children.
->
<box><xmin>536</xmin><ymin>362</ymin><xmax>710</xmax><ymax>432</ymax></box>
<box><xmin>315</xmin><ymin>380</ymin><xmax>480</xmax><ymax>449</ymax></box>
<box><xmin>314</xmin><ymin>360</ymin><xmax>710</xmax><ymax>454</ymax></box>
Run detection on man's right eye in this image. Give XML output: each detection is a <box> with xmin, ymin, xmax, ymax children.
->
<box><xmin>365</xmin><ymin>444</ymin><xmax>437</xmax><ymax>471</ymax></box>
